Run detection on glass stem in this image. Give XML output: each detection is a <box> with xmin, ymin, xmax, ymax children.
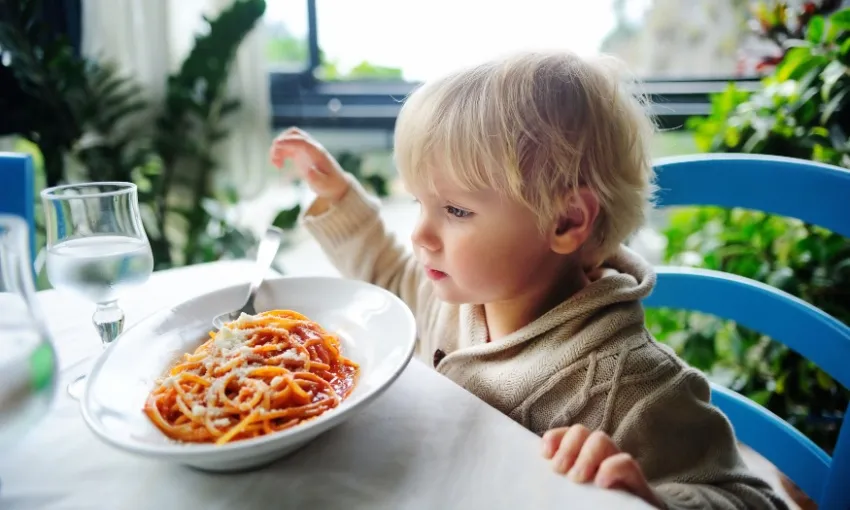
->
<box><xmin>92</xmin><ymin>301</ymin><xmax>124</xmax><ymax>347</ymax></box>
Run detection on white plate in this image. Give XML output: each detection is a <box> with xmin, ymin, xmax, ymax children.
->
<box><xmin>80</xmin><ymin>276</ymin><xmax>416</xmax><ymax>472</ymax></box>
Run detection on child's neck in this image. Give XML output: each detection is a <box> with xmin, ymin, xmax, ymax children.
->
<box><xmin>483</xmin><ymin>267</ymin><xmax>590</xmax><ymax>342</ymax></box>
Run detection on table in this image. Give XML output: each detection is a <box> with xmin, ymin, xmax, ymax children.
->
<box><xmin>0</xmin><ymin>260</ymin><xmax>649</xmax><ymax>510</ymax></box>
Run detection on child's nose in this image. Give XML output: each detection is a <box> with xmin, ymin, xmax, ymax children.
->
<box><xmin>411</xmin><ymin>218</ymin><xmax>440</xmax><ymax>252</ymax></box>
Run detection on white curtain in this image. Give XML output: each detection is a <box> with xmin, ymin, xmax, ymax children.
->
<box><xmin>80</xmin><ymin>0</ymin><xmax>272</xmax><ymax>200</ymax></box>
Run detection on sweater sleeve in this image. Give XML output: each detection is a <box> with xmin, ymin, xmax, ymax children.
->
<box><xmin>612</xmin><ymin>369</ymin><xmax>789</xmax><ymax>510</ymax></box>
<box><xmin>300</xmin><ymin>178</ymin><xmax>436</xmax><ymax>328</ymax></box>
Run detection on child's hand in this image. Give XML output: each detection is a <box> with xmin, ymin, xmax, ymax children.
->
<box><xmin>270</xmin><ymin>127</ymin><xmax>350</xmax><ymax>204</ymax></box>
<box><xmin>542</xmin><ymin>425</ymin><xmax>664</xmax><ymax>509</ymax></box>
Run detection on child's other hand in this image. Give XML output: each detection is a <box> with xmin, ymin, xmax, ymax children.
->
<box><xmin>270</xmin><ymin>127</ymin><xmax>350</xmax><ymax>204</ymax></box>
<box><xmin>542</xmin><ymin>425</ymin><xmax>664</xmax><ymax>509</ymax></box>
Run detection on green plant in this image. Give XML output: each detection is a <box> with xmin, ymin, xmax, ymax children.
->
<box><xmin>1</xmin><ymin>0</ymin><xmax>301</xmax><ymax>273</ymax></box>
<box><xmin>148</xmin><ymin>0</ymin><xmax>266</xmax><ymax>268</ymax></box>
<box><xmin>0</xmin><ymin>0</ymin><xmax>86</xmax><ymax>187</ymax></box>
<box><xmin>337</xmin><ymin>151</ymin><xmax>390</xmax><ymax>197</ymax></box>
<box><xmin>649</xmin><ymin>1</ymin><xmax>850</xmax><ymax>452</ymax></box>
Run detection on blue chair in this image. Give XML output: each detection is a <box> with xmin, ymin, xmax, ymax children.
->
<box><xmin>644</xmin><ymin>153</ymin><xmax>850</xmax><ymax>509</ymax></box>
<box><xmin>0</xmin><ymin>152</ymin><xmax>36</xmax><ymax>258</ymax></box>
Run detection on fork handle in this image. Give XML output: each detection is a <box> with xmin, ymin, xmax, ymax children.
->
<box><xmin>244</xmin><ymin>227</ymin><xmax>285</xmax><ymax>312</ymax></box>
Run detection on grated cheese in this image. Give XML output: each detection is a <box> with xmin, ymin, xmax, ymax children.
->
<box><xmin>281</xmin><ymin>349</ymin><xmax>305</xmax><ymax>361</ymax></box>
<box><xmin>213</xmin><ymin>326</ymin><xmax>245</xmax><ymax>350</ymax></box>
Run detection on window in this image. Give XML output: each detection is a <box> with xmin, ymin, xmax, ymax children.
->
<box><xmin>308</xmin><ymin>0</ymin><xmax>758</xmax><ymax>81</ymax></box>
<box><xmin>263</xmin><ymin>0</ymin><xmax>762</xmax><ymax>201</ymax></box>
<box><xmin>263</xmin><ymin>0</ymin><xmax>310</xmax><ymax>71</ymax></box>
<box><xmin>263</xmin><ymin>0</ymin><xmax>765</xmax><ymax>134</ymax></box>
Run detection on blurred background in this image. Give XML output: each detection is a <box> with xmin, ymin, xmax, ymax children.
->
<box><xmin>1</xmin><ymin>0</ymin><xmax>849</xmax><ymax>487</ymax></box>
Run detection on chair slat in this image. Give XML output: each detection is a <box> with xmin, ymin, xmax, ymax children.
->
<box><xmin>644</xmin><ymin>267</ymin><xmax>850</xmax><ymax>390</ymax></box>
<box><xmin>821</xmin><ymin>412</ymin><xmax>850</xmax><ymax>510</ymax></box>
<box><xmin>710</xmin><ymin>383</ymin><xmax>830</xmax><ymax>502</ymax></box>
<box><xmin>654</xmin><ymin>154</ymin><xmax>850</xmax><ymax>239</ymax></box>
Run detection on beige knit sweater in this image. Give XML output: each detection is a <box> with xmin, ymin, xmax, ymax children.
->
<box><xmin>302</xmin><ymin>181</ymin><xmax>787</xmax><ymax>510</ymax></box>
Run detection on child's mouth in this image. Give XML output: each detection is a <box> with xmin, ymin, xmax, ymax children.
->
<box><xmin>426</xmin><ymin>268</ymin><xmax>448</xmax><ymax>281</ymax></box>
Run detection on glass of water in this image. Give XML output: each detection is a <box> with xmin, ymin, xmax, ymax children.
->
<box><xmin>0</xmin><ymin>215</ymin><xmax>57</xmax><ymax>452</ymax></box>
<box><xmin>41</xmin><ymin>182</ymin><xmax>154</xmax><ymax>399</ymax></box>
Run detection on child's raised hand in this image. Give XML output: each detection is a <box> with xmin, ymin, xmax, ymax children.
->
<box><xmin>270</xmin><ymin>127</ymin><xmax>350</xmax><ymax>204</ymax></box>
<box><xmin>542</xmin><ymin>425</ymin><xmax>664</xmax><ymax>509</ymax></box>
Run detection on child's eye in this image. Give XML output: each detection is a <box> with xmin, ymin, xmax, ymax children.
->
<box><xmin>445</xmin><ymin>205</ymin><xmax>472</xmax><ymax>218</ymax></box>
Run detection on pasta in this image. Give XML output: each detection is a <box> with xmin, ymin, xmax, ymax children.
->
<box><xmin>143</xmin><ymin>310</ymin><xmax>359</xmax><ymax>445</ymax></box>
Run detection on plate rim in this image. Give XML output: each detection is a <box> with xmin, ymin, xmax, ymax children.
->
<box><xmin>79</xmin><ymin>275</ymin><xmax>417</xmax><ymax>458</ymax></box>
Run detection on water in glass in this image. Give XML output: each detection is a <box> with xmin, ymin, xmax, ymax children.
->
<box><xmin>41</xmin><ymin>182</ymin><xmax>153</xmax><ymax>399</ymax></box>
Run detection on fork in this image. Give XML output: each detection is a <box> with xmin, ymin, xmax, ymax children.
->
<box><xmin>211</xmin><ymin>226</ymin><xmax>285</xmax><ymax>329</ymax></box>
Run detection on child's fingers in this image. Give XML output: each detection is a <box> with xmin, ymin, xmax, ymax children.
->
<box><xmin>271</xmin><ymin>135</ymin><xmax>335</xmax><ymax>175</ymax></box>
<box><xmin>269</xmin><ymin>127</ymin><xmax>350</xmax><ymax>201</ymax></box>
<box><xmin>567</xmin><ymin>431</ymin><xmax>619</xmax><ymax>483</ymax></box>
<box><xmin>541</xmin><ymin>428</ymin><xmax>568</xmax><ymax>459</ymax></box>
<box><xmin>272</xmin><ymin>132</ymin><xmax>322</xmax><ymax>156</ymax></box>
<box><xmin>270</xmin><ymin>142</ymin><xmax>307</xmax><ymax>170</ymax></box>
<box><xmin>594</xmin><ymin>452</ymin><xmax>640</xmax><ymax>489</ymax></box>
<box><xmin>552</xmin><ymin>424</ymin><xmax>591</xmax><ymax>475</ymax></box>
<box><xmin>594</xmin><ymin>453</ymin><xmax>661</xmax><ymax>508</ymax></box>
<box><xmin>270</xmin><ymin>138</ymin><xmax>323</xmax><ymax>173</ymax></box>
<box><xmin>272</xmin><ymin>126</ymin><xmax>307</xmax><ymax>142</ymax></box>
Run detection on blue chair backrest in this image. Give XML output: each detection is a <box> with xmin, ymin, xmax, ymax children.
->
<box><xmin>644</xmin><ymin>153</ymin><xmax>850</xmax><ymax>509</ymax></box>
<box><xmin>0</xmin><ymin>152</ymin><xmax>36</xmax><ymax>258</ymax></box>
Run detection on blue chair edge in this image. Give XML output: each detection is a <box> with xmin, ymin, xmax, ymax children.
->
<box><xmin>652</xmin><ymin>153</ymin><xmax>850</xmax><ymax>239</ymax></box>
<box><xmin>710</xmin><ymin>382</ymin><xmax>831</xmax><ymax>501</ymax></box>
<box><xmin>645</xmin><ymin>266</ymin><xmax>850</xmax><ymax>389</ymax></box>
<box><xmin>0</xmin><ymin>152</ymin><xmax>36</xmax><ymax>260</ymax></box>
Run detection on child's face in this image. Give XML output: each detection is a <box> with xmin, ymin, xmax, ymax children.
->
<box><xmin>405</xmin><ymin>169</ymin><xmax>565</xmax><ymax>306</ymax></box>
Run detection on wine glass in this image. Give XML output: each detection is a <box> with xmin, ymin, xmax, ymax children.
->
<box><xmin>41</xmin><ymin>182</ymin><xmax>154</xmax><ymax>399</ymax></box>
<box><xmin>0</xmin><ymin>215</ymin><xmax>58</xmax><ymax>453</ymax></box>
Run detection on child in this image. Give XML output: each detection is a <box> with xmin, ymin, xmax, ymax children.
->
<box><xmin>271</xmin><ymin>50</ymin><xmax>786</xmax><ymax>510</ymax></box>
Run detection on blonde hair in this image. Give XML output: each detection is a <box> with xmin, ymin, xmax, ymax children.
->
<box><xmin>393</xmin><ymin>49</ymin><xmax>657</xmax><ymax>266</ymax></box>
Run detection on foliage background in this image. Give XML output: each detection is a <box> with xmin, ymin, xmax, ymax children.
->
<box><xmin>648</xmin><ymin>0</ymin><xmax>850</xmax><ymax>451</ymax></box>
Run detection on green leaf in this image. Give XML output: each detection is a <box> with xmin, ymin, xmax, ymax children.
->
<box><xmin>829</xmin><ymin>8</ymin><xmax>850</xmax><ymax>30</ymax></box>
<box><xmin>681</xmin><ymin>333</ymin><xmax>717</xmax><ymax>371</ymax></box>
<box><xmin>840</xmin><ymin>38</ymin><xmax>850</xmax><ymax>65</ymax></box>
<box><xmin>723</xmin><ymin>126</ymin><xmax>742</xmax><ymax>148</ymax></box>
<box><xmin>271</xmin><ymin>204</ymin><xmax>301</xmax><ymax>230</ymax></box>
<box><xmin>742</xmin><ymin>131</ymin><xmax>766</xmax><ymax>153</ymax></box>
<box><xmin>821</xmin><ymin>88</ymin><xmax>849</xmax><ymax>125</ymax></box>
<box><xmin>766</xmin><ymin>266</ymin><xmax>796</xmax><ymax>292</ymax></box>
<box><xmin>219</xmin><ymin>98</ymin><xmax>240</xmax><ymax>117</ymax></box>
<box><xmin>748</xmin><ymin>390</ymin><xmax>772</xmax><ymax>406</ymax></box>
<box><xmin>223</xmin><ymin>187</ymin><xmax>239</xmax><ymax>204</ymax></box>
<box><xmin>775</xmin><ymin>372</ymin><xmax>787</xmax><ymax>394</ymax></box>
<box><xmin>815</xmin><ymin>369</ymin><xmax>835</xmax><ymax>391</ymax></box>
<box><xmin>808</xmin><ymin>16</ymin><xmax>825</xmax><ymax>43</ymax></box>
<box><xmin>821</xmin><ymin>59</ymin><xmax>848</xmax><ymax>98</ymax></box>
<box><xmin>363</xmin><ymin>174</ymin><xmax>389</xmax><ymax>197</ymax></box>
<box><xmin>208</xmin><ymin>128</ymin><xmax>229</xmax><ymax>143</ymax></box>
<box><xmin>809</xmin><ymin>126</ymin><xmax>829</xmax><ymax>143</ymax></box>
<box><xmin>776</xmin><ymin>47</ymin><xmax>811</xmax><ymax>81</ymax></box>
<box><xmin>828</xmin><ymin>121</ymin><xmax>849</xmax><ymax>151</ymax></box>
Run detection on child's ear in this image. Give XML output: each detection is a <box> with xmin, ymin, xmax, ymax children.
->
<box><xmin>550</xmin><ymin>188</ymin><xmax>599</xmax><ymax>255</ymax></box>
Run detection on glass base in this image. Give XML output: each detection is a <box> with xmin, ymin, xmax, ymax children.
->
<box><xmin>60</xmin><ymin>356</ymin><xmax>96</xmax><ymax>402</ymax></box>
<box><xmin>67</xmin><ymin>374</ymin><xmax>87</xmax><ymax>400</ymax></box>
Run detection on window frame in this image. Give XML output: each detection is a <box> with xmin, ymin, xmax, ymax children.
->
<box><xmin>269</xmin><ymin>0</ymin><xmax>763</xmax><ymax>132</ymax></box>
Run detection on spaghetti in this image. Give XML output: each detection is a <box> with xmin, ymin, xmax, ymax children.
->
<box><xmin>143</xmin><ymin>310</ymin><xmax>359</xmax><ymax>445</ymax></box>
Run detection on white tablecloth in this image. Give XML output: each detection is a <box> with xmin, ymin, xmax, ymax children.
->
<box><xmin>0</xmin><ymin>260</ymin><xmax>649</xmax><ymax>510</ymax></box>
